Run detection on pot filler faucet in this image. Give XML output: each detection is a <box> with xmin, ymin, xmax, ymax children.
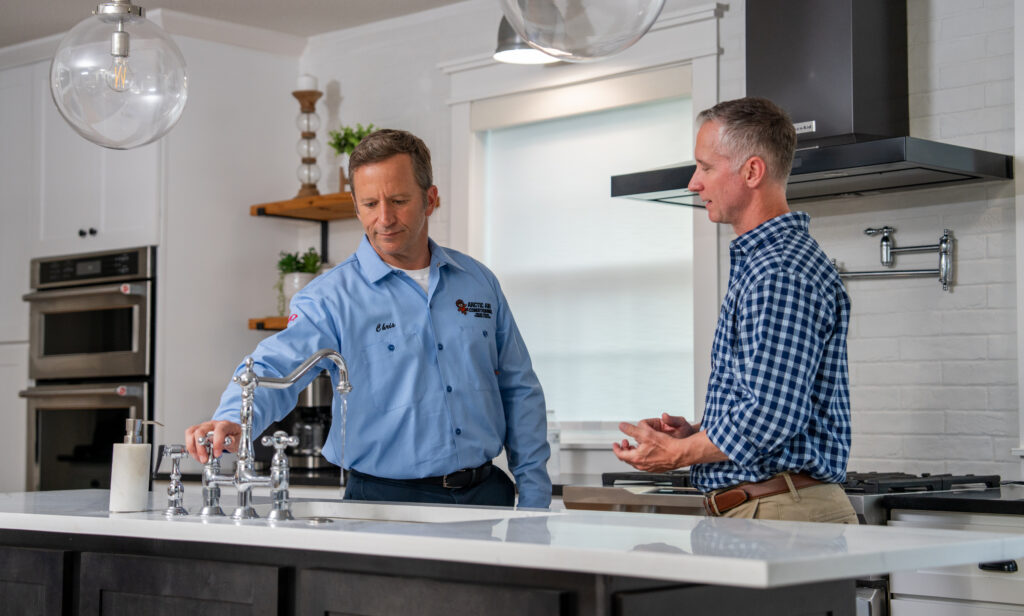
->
<box><xmin>171</xmin><ymin>349</ymin><xmax>352</xmax><ymax>522</ymax></box>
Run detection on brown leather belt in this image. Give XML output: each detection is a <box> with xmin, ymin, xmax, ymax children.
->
<box><xmin>703</xmin><ymin>472</ymin><xmax>823</xmax><ymax>516</ymax></box>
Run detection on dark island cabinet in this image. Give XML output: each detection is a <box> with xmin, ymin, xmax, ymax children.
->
<box><xmin>297</xmin><ymin>568</ymin><xmax>565</xmax><ymax>615</ymax></box>
<box><xmin>0</xmin><ymin>546</ymin><xmax>69</xmax><ymax>615</ymax></box>
<box><xmin>78</xmin><ymin>552</ymin><xmax>279</xmax><ymax>615</ymax></box>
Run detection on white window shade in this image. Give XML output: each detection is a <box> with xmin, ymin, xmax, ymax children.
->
<box><xmin>483</xmin><ymin>97</ymin><xmax>695</xmax><ymax>424</ymax></box>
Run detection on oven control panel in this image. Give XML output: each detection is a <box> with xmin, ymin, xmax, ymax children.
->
<box><xmin>32</xmin><ymin>246</ymin><xmax>154</xmax><ymax>289</ymax></box>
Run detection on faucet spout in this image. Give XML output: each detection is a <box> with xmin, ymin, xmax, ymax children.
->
<box><xmin>228</xmin><ymin>348</ymin><xmax>352</xmax><ymax>520</ymax></box>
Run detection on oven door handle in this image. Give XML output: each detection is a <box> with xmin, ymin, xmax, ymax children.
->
<box><xmin>22</xmin><ymin>282</ymin><xmax>147</xmax><ymax>301</ymax></box>
<box><xmin>19</xmin><ymin>385</ymin><xmax>143</xmax><ymax>398</ymax></box>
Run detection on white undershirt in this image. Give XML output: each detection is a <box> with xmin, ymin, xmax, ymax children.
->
<box><xmin>394</xmin><ymin>266</ymin><xmax>431</xmax><ymax>293</ymax></box>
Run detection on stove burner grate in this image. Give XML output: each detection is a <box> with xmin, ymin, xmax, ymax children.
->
<box><xmin>843</xmin><ymin>472</ymin><xmax>1001</xmax><ymax>495</ymax></box>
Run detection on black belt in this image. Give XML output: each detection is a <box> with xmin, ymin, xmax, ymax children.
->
<box><xmin>350</xmin><ymin>461</ymin><xmax>493</xmax><ymax>490</ymax></box>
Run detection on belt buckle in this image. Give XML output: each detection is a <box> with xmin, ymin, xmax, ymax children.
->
<box><xmin>443</xmin><ymin>469</ymin><xmax>466</xmax><ymax>489</ymax></box>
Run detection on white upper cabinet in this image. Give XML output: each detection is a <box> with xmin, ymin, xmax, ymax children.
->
<box><xmin>31</xmin><ymin>60</ymin><xmax>160</xmax><ymax>257</ymax></box>
<box><xmin>0</xmin><ymin>63</ymin><xmax>36</xmax><ymax>342</ymax></box>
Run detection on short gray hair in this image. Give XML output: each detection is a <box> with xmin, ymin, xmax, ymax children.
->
<box><xmin>696</xmin><ymin>97</ymin><xmax>797</xmax><ymax>184</ymax></box>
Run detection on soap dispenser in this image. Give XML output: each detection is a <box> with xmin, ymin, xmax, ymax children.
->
<box><xmin>109</xmin><ymin>418</ymin><xmax>161</xmax><ymax>512</ymax></box>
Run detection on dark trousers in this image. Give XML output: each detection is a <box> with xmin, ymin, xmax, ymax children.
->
<box><xmin>343</xmin><ymin>467</ymin><xmax>516</xmax><ymax>507</ymax></box>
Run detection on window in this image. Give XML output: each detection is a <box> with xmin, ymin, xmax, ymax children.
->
<box><xmin>482</xmin><ymin>97</ymin><xmax>695</xmax><ymax>427</ymax></box>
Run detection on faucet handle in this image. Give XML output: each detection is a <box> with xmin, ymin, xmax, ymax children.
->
<box><xmin>261</xmin><ymin>430</ymin><xmax>299</xmax><ymax>451</ymax></box>
<box><xmin>196</xmin><ymin>432</ymin><xmax>232</xmax><ymax>460</ymax></box>
<box><xmin>162</xmin><ymin>444</ymin><xmax>189</xmax><ymax>517</ymax></box>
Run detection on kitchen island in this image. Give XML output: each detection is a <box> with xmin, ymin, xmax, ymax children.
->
<box><xmin>2</xmin><ymin>489</ymin><xmax>1024</xmax><ymax>615</ymax></box>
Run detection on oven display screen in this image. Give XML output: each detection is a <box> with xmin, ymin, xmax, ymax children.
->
<box><xmin>75</xmin><ymin>259</ymin><xmax>102</xmax><ymax>276</ymax></box>
<box><xmin>42</xmin><ymin>308</ymin><xmax>134</xmax><ymax>355</ymax></box>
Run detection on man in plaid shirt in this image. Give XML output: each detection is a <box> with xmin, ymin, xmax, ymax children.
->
<box><xmin>614</xmin><ymin>97</ymin><xmax>857</xmax><ymax>523</ymax></box>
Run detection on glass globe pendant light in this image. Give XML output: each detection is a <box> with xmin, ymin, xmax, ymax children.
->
<box><xmin>50</xmin><ymin>0</ymin><xmax>188</xmax><ymax>150</ymax></box>
<box><xmin>498</xmin><ymin>0</ymin><xmax>666</xmax><ymax>62</ymax></box>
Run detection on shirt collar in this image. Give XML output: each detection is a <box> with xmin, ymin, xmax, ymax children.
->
<box><xmin>730</xmin><ymin>211</ymin><xmax>810</xmax><ymax>257</ymax></box>
<box><xmin>356</xmin><ymin>235</ymin><xmax>464</xmax><ymax>283</ymax></box>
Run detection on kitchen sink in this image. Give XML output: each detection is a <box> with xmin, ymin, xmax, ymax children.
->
<box><xmin>254</xmin><ymin>498</ymin><xmax>557</xmax><ymax>524</ymax></box>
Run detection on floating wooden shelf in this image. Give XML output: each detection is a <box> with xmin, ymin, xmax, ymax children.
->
<box><xmin>248</xmin><ymin>316</ymin><xmax>288</xmax><ymax>331</ymax></box>
<box><xmin>249</xmin><ymin>192</ymin><xmax>356</xmax><ymax>221</ymax></box>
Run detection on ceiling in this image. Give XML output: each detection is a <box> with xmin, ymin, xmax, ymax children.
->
<box><xmin>0</xmin><ymin>0</ymin><xmax>466</xmax><ymax>50</ymax></box>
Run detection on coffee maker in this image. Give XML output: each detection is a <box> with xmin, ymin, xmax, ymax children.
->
<box><xmin>288</xmin><ymin>370</ymin><xmax>333</xmax><ymax>468</ymax></box>
<box><xmin>253</xmin><ymin>370</ymin><xmax>333</xmax><ymax>470</ymax></box>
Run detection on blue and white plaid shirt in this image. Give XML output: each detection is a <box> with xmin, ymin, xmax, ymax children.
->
<box><xmin>691</xmin><ymin>212</ymin><xmax>852</xmax><ymax>493</ymax></box>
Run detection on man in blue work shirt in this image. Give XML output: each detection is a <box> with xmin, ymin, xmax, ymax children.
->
<box><xmin>613</xmin><ymin>98</ymin><xmax>858</xmax><ymax>523</ymax></box>
<box><xmin>185</xmin><ymin>129</ymin><xmax>551</xmax><ymax>508</ymax></box>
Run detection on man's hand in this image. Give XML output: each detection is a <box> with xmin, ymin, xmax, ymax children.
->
<box><xmin>184</xmin><ymin>420</ymin><xmax>241</xmax><ymax>464</ymax></box>
<box><xmin>639</xmin><ymin>413</ymin><xmax>698</xmax><ymax>439</ymax></box>
<box><xmin>612</xmin><ymin>421</ymin><xmax>686</xmax><ymax>473</ymax></box>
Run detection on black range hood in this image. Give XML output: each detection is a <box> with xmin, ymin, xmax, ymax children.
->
<box><xmin>611</xmin><ymin>0</ymin><xmax>1013</xmax><ymax>206</ymax></box>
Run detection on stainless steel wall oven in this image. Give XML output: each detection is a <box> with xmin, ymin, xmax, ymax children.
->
<box><xmin>20</xmin><ymin>246</ymin><xmax>155</xmax><ymax>491</ymax></box>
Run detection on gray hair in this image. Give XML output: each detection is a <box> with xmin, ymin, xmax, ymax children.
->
<box><xmin>696</xmin><ymin>97</ymin><xmax>797</xmax><ymax>184</ymax></box>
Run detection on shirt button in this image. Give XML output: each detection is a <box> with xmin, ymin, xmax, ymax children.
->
<box><xmin>455</xmin><ymin>428</ymin><xmax>462</xmax><ymax>435</ymax></box>
<box><xmin>446</xmin><ymin>385</ymin><xmax>453</xmax><ymax>392</ymax></box>
<box><xmin>437</xmin><ymin>343</ymin><xmax>444</xmax><ymax>350</ymax></box>
<box><xmin>387</xmin><ymin>344</ymin><xmax>395</xmax><ymax>351</ymax></box>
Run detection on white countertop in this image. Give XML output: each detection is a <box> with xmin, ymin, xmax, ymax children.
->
<box><xmin>2</xmin><ymin>489</ymin><xmax>1023</xmax><ymax>589</ymax></box>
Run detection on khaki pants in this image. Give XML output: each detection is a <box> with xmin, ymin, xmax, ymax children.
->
<box><xmin>720</xmin><ymin>482</ymin><xmax>859</xmax><ymax>524</ymax></box>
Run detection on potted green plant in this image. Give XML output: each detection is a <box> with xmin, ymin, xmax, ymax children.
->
<box><xmin>275</xmin><ymin>247</ymin><xmax>322</xmax><ymax>315</ymax></box>
<box><xmin>327</xmin><ymin>123</ymin><xmax>375</xmax><ymax>191</ymax></box>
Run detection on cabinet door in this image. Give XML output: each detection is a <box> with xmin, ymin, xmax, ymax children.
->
<box><xmin>297</xmin><ymin>568</ymin><xmax>565</xmax><ymax>615</ymax></box>
<box><xmin>79</xmin><ymin>552</ymin><xmax>278</xmax><ymax>615</ymax></box>
<box><xmin>32</xmin><ymin>61</ymin><xmax>160</xmax><ymax>257</ymax></box>
<box><xmin>0</xmin><ymin>343</ymin><xmax>28</xmax><ymax>493</ymax></box>
<box><xmin>0</xmin><ymin>546</ymin><xmax>67</xmax><ymax>615</ymax></box>
<box><xmin>0</xmin><ymin>63</ymin><xmax>35</xmax><ymax>342</ymax></box>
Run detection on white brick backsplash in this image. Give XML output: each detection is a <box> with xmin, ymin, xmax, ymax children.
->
<box><xmin>985</xmin><ymin>131</ymin><xmax>1015</xmax><ymax>155</ymax></box>
<box><xmin>940</xmin><ymin>308</ymin><xmax>1016</xmax><ymax>334</ymax></box>
<box><xmin>851</xmin><ymin>286</ymin><xmax>986</xmax><ymax>315</ymax></box>
<box><xmin>900</xmin><ymin>336</ymin><xmax>988</xmax><ymax>360</ymax></box>
<box><xmin>851</xmin><ymin>386</ymin><xmax>899</xmax><ymax>411</ymax></box>
<box><xmin>901</xmin><ymin>386</ymin><xmax>988</xmax><ymax>410</ymax></box>
<box><xmin>985</xmin><ymin>79</ymin><xmax>1014</xmax><ymax>106</ymax></box>
<box><xmin>853</xmin><ymin>361</ymin><xmax>943</xmax><ymax>386</ymax></box>
<box><xmin>994</xmin><ymin>437</ymin><xmax>1024</xmax><ymax>462</ymax></box>
<box><xmin>939</xmin><ymin>105</ymin><xmax>1014</xmax><ymax>137</ymax></box>
<box><xmin>946</xmin><ymin>410</ymin><xmax>1017</xmax><ymax>435</ymax></box>
<box><xmin>987</xmin><ymin>28</ymin><xmax>1014</xmax><ymax>56</ymax></box>
<box><xmin>904</xmin><ymin>435</ymin><xmax>993</xmax><ymax>460</ymax></box>
<box><xmin>849</xmin><ymin>435</ymin><xmax>904</xmax><ymax>459</ymax></box>
<box><xmin>910</xmin><ymin>87</ymin><xmax>980</xmax><ymax>116</ymax></box>
<box><xmin>941</xmin><ymin>359</ymin><xmax>1017</xmax><ymax>385</ymax></box>
<box><xmin>948</xmin><ymin>462</ymin><xmax>1021</xmax><ymax>480</ymax></box>
<box><xmin>908</xmin><ymin>0</ymin><xmax>983</xmax><ymax>21</ymax></box>
<box><xmin>988</xmin><ymin>334</ymin><xmax>1017</xmax><ymax>359</ymax></box>
<box><xmin>848</xmin><ymin>338</ymin><xmax>900</xmax><ymax>362</ymax></box>
<box><xmin>850</xmin><ymin>458</ymin><xmax>953</xmax><ymax>475</ymax></box>
<box><xmin>934</xmin><ymin>34</ymin><xmax>988</xmax><ymax>65</ymax></box>
<box><xmin>853</xmin><ymin>410</ymin><xmax>945</xmax><ymax>434</ymax></box>
<box><xmin>853</xmin><ymin>311</ymin><xmax>943</xmax><ymax>338</ymax></box>
<box><xmin>938</xmin><ymin>5</ymin><xmax>1012</xmax><ymax>39</ymax></box>
<box><xmin>988</xmin><ymin>386</ymin><xmax>1018</xmax><ymax>410</ymax></box>
<box><xmin>950</xmin><ymin>255</ymin><xmax>1015</xmax><ymax>284</ymax></box>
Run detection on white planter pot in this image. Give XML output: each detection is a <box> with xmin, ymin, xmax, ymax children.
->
<box><xmin>281</xmin><ymin>272</ymin><xmax>316</xmax><ymax>314</ymax></box>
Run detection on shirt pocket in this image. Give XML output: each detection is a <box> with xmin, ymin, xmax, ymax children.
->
<box><xmin>360</xmin><ymin>330</ymin><xmax>433</xmax><ymax>412</ymax></box>
<box><xmin>455</xmin><ymin>324</ymin><xmax>499</xmax><ymax>392</ymax></box>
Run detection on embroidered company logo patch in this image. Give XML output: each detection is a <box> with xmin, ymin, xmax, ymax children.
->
<box><xmin>455</xmin><ymin>299</ymin><xmax>492</xmax><ymax>319</ymax></box>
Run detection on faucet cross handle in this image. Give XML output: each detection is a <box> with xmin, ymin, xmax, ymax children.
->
<box><xmin>197</xmin><ymin>432</ymin><xmax>232</xmax><ymax>459</ymax></box>
<box><xmin>261</xmin><ymin>430</ymin><xmax>299</xmax><ymax>452</ymax></box>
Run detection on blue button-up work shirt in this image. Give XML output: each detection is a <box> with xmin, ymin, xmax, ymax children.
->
<box><xmin>213</xmin><ymin>236</ymin><xmax>551</xmax><ymax>507</ymax></box>
<box><xmin>691</xmin><ymin>212</ymin><xmax>852</xmax><ymax>493</ymax></box>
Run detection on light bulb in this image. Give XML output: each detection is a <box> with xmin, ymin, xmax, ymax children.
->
<box><xmin>106</xmin><ymin>55</ymin><xmax>133</xmax><ymax>92</ymax></box>
<box><xmin>50</xmin><ymin>0</ymin><xmax>188</xmax><ymax>149</ymax></box>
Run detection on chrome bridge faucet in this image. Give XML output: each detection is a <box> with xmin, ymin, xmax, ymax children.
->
<box><xmin>200</xmin><ymin>349</ymin><xmax>353</xmax><ymax>521</ymax></box>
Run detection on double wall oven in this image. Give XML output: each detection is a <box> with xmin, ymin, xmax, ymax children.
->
<box><xmin>20</xmin><ymin>246</ymin><xmax>155</xmax><ymax>491</ymax></box>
